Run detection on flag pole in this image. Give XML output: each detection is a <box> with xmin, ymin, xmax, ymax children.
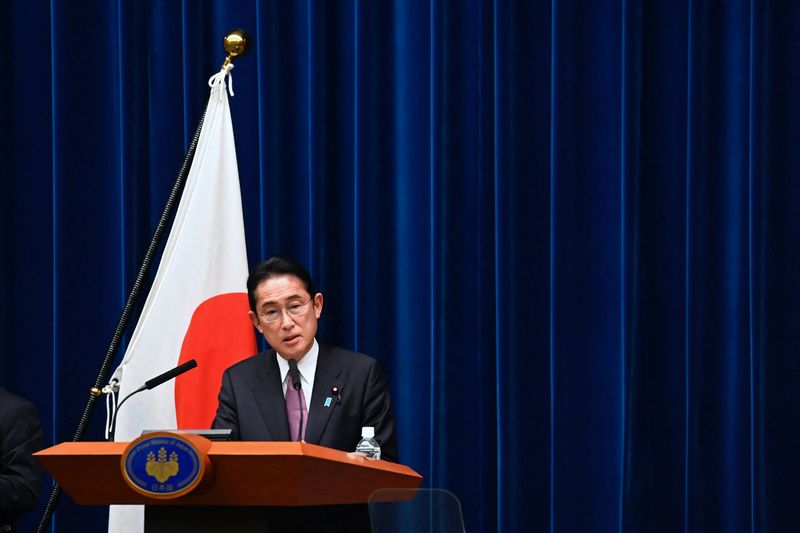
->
<box><xmin>36</xmin><ymin>29</ymin><xmax>250</xmax><ymax>533</ymax></box>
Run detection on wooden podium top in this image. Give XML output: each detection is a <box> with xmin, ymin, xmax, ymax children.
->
<box><xmin>35</xmin><ymin>441</ymin><xmax>422</xmax><ymax>506</ymax></box>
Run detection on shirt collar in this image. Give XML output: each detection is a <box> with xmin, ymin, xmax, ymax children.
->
<box><xmin>276</xmin><ymin>338</ymin><xmax>319</xmax><ymax>387</ymax></box>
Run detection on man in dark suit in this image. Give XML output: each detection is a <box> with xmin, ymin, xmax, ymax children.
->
<box><xmin>212</xmin><ymin>256</ymin><xmax>397</xmax><ymax>531</ymax></box>
<box><xmin>0</xmin><ymin>388</ymin><xmax>44</xmax><ymax>532</ymax></box>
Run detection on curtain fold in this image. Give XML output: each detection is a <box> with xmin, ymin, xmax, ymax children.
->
<box><xmin>1</xmin><ymin>1</ymin><xmax>798</xmax><ymax>531</ymax></box>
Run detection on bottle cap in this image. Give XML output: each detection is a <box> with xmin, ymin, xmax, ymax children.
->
<box><xmin>361</xmin><ymin>426</ymin><xmax>375</xmax><ymax>438</ymax></box>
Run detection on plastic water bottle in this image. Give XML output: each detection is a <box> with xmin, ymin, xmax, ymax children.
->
<box><xmin>355</xmin><ymin>426</ymin><xmax>381</xmax><ymax>460</ymax></box>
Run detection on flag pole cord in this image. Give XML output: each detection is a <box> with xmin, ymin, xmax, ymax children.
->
<box><xmin>36</xmin><ymin>109</ymin><xmax>208</xmax><ymax>533</ymax></box>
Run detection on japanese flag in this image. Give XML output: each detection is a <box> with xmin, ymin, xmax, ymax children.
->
<box><xmin>108</xmin><ymin>66</ymin><xmax>257</xmax><ymax>532</ymax></box>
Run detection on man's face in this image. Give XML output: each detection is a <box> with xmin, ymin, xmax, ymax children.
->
<box><xmin>248</xmin><ymin>274</ymin><xmax>323</xmax><ymax>361</ymax></box>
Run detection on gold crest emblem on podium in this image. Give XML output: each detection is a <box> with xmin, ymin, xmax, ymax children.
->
<box><xmin>145</xmin><ymin>446</ymin><xmax>180</xmax><ymax>482</ymax></box>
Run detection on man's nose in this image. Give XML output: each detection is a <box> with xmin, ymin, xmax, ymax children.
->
<box><xmin>280</xmin><ymin>309</ymin><xmax>295</xmax><ymax>327</ymax></box>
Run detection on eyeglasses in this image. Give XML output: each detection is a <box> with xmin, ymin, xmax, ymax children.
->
<box><xmin>256</xmin><ymin>297</ymin><xmax>313</xmax><ymax>323</ymax></box>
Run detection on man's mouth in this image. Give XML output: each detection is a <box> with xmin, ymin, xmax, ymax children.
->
<box><xmin>283</xmin><ymin>335</ymin><xmax>301</xmax><ymax>344</ymax></box>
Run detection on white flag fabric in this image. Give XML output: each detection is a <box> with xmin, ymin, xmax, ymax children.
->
<box><xmin>108</xmin><ymin>65</ymin><xmax>256</xmax><ymax>532</ymax></box>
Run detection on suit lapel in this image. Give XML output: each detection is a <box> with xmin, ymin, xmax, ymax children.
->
<box><xmin>250</xmin><ymin>350</ymin><xmax>291</xmax><ymax>441</ymax></box>
<box><xmin>304</xmin><ymin>345</ymin><xmax>342</xmax><ymax>445</ymax></box>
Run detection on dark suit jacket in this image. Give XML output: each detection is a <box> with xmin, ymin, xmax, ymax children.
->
<box><xmin>211</xmin><ymin>344</ymin><xmax>398</xmax><ymax>532</ymax></box>
<box><xmin>0</xmin><ymin>388</ymin><xmax>43</xmax><ymax>532</ymax></box>
<box><xmin>212</xmin><ymin>342</ymin><xmax>398</xmax><ymax>461</ymax></box>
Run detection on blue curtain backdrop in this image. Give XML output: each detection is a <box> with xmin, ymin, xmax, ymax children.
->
<box><xmin>1</xmin><ymin>0</ymin><xmax>798</xmax><ymax>531</ymax></box>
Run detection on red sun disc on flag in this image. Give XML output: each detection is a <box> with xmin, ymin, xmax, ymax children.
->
<box><xmin>174</xmin><ymin>292</ymin><xmax>257</xmax><ymax>429</ymax></box>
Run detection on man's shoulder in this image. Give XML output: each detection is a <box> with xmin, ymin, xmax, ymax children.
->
<box><xmin>0</xmin><ymin>387</ymin><xmax>37</xmax><ymax>414</ymax></box>
<box><xmin>0</xmin><ymin>388</ymin><xmax>40</xmax><ymax>431</ymax></box>
<box><xmin>318</xmin><ymin>343</ymin><xmax>380</xmax><ymax>369</ymax></box>
<box><xmin>223</xmin><ymin>350</ymin><xmax>273</xmax><ymax>376</ymax></box>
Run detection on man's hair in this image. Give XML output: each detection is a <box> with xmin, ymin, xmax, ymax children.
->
<box><xmin>247</xmin><ymin>255</ymin><xmax>318</xmax><ymax>312</ymax></box>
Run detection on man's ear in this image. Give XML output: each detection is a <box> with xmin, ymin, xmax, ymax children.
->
<box><xmin>248</xmin><ymin>310</ymin><xmax>262</xmax><ymax>332</ymax></box>
<box><xmin>313</xmin><ymin>293</ymin><xmax>324</xmax><ymax>319</ymax></box>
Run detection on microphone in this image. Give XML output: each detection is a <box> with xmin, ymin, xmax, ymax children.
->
<box><xmin>287</xmin><ymin>359</ymin><xmax>302</xmax><ymax>391</ymax></box>
<box><xmin>287</xmin><ymin>359</ymin><xmax>304</xmax><ymax>441</ymax></box>
<box><xmin>143</xmin><ymin>359</ymin><xmax>198</xmax><ymax>391</ymax></box>
<box><xmin>108</xmin><ymin>359</ymin><xmax>198</xmax><ymax>441</ymax></box>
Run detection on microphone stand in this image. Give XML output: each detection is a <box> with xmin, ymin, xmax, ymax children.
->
<box><xmin>288</xmin><ymin>360</ymin><xmax>304</xmax><ymax>441</ymax></box>
<box><xmin>107</xmin><ymin>359</ymin><xmax>198</xmax><ymax>441</ymax></box>
<box><xmin>295</xmin><ymin>379</ymin><xmax>304</xmax><ymax>442</ymax></box>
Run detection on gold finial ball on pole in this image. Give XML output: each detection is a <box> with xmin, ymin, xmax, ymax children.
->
<box><xmin>221</xmin><ymin>29</ymin><xmax>249</xmax><ymax>68</ymax></box>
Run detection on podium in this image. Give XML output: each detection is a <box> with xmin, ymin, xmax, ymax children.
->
<box><xmin>35</xmin><ymin>439</ymin><xmax>423</xmax><ymax>532</ymax></box>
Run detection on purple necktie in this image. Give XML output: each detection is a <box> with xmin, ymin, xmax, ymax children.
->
<box><xmin>285</xmin><ymin>377</ymin><xmax>307</xmax><ymax>441</ymax></box>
